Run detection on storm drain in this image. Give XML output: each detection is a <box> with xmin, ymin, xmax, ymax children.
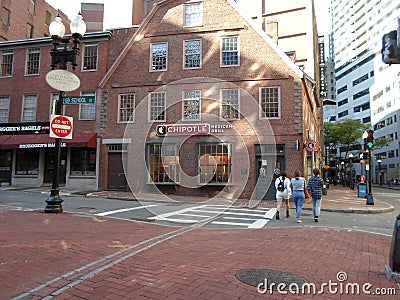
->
<box><xmin>235</xmin><ymin>268</ymin><xmax>308</xmax><ymax>289</ymax></box>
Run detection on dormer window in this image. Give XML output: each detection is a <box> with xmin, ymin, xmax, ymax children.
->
<box><xmin>184</xmin><ymin>2</ymin><xmax>203</xmax><ymax>27</ymax></box>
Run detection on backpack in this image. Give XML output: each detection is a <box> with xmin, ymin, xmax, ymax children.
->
<box><xmin>277</xmin><ymin>178</ymin><xmax>285</xmax><ymax>192</ymax></box>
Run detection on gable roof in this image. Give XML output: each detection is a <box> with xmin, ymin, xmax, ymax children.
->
<box><xmin>99</xmin><ymin>0</ymin><xmax>305</xmax><ymax>88</ymax></box>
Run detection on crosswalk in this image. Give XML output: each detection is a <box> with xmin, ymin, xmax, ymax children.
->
<box><xmin>148</xmin><ymin>204</ymin><xmax>277</xmax><ymax>228</ymax></box>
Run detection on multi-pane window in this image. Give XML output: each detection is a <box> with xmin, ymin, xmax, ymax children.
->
<box><xmin>82</xmin><ymin>44</ymin><xmax>98</xmax><ymax>71</ymax></box>
<box><xmin>184</xmin><ymin>2</ymin><xmax>202</xmax><ymax>27</ymax></box>
<box><xmin>183</xmin><ymin>90</ymin><xmax>201</xmax><ymax>120</ymax></box>
<box><xmin>260</xmin><ymin>87</ymin><xmax>280</xmax><ymax>119</ymax></box>
<box><xmin>25</xmin><ymin>48</ymin><xmax>40</xmax><ymax>75</ymax></box>
<box><xmin>199</xmin><ymin>143</ymin><xmax>232</xmax><ymax>184</ymax></box>
<box><xmin>22</xmin><ymin>94</ymin><xmax>37</xmax><ymax>122</ymax></box>
<box><xmin>0</xmin><ymin>96</ymin><xmax>10</xmax><ymax>122</ymax></box>
<box><xmin>79</xmin><ymin>91</ymin><xmax>96</xmax><ymax>120</ymax></box>
<box><xmin>0</xmin><ymin>50</ymin><xmax>13</xmax><ymax>77</ymax></box>
<box><xmin>221</xmin><ymin>89</ymin><xmax>239</xmax><ymax>119</ymax></box>
<box><xmin>149</xmin><ymin>92</ymin><xmax>166</xmax><ymax>121</ymax></box>
<box><xmin>151</xmin><ymin>43</ymin><xmax>167</xmax><ymax>71</ymax></box>
<box><xmin>221</xmin><ymin>36</ymin><xmax>239</xmax><ymax>66</ymax></box>
<box><xmin>184</xmin><ymin>39</ymin><xmax>201</xmax><ymax>69</ymax></box>
<box><xmin>119</xmin><ymin>93</ymin><xmax>135</xmax><ymax>123</ymax></box>
<box><xmin>147</xmin><ymin>144</ymin><xmax>180</xmax><ymax>184</ymax></box>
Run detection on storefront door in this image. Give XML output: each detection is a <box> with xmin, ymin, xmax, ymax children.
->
<box><xmin>108</xmin><ymin>152</ymin><xmax>127</xmax><ymax>190</ymax></box>
<box><xmin>44</xmin><ymin>149</ymin><xmax>67</xmax><ymax>185</ymax></box>
<box><xmin>0</xmin><ymin>150</ymin><xmax>12</xmax><ymax>185</ymax></box>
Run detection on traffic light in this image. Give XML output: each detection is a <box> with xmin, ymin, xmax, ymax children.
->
<box><xmin>382</xmin><ymin>30</ymin><xmax>400</xmax><ymax>65</ymax></box>
<box><xmin>366</xmin><ymin>129</ymin><xmax>374</xmax><ymax>149</ymax></box>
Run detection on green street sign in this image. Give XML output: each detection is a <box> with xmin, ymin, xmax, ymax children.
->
<box><xmin>63</xmin><ymin>96</ymin><xmax>95</xmax><ymax>104</ymax></box>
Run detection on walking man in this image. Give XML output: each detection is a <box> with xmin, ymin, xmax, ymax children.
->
<box><xmin>307</xmin><ymin>168</ymin><xmax>324</xmax><ymax>222</ymax></box>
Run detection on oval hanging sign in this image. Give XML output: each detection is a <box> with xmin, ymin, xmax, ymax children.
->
<box><xmin>45</xmin><ymin>69</ymin><xmax>81</xmax><ymax>92</ymax></box>
<box><xmin>305</xmin><ymin>140</ymin><xmax>318</xmax><ymax>152</ymax></box>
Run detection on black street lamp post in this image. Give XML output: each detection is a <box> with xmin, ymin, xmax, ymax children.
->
<box><xmin>377</xmin><ymin>159</ymin><xmax>382</xmax><ymax>186</ymax></box>
<box><xmin>44</xmin><ymin>14</ymin><xmax>86</xmax><ymax>213</ymax></box>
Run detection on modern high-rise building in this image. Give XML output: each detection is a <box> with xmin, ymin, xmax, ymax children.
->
<box><xmin>329</xmin><ymin>0</ymin><xmax>400</xmax><ymax>184</ymax></box>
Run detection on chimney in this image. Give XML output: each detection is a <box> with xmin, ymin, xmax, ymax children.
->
<box><xmin>81</xmin><ymin>3</ymin><xmax>104</xmax><ymax>31</ymax></box>
<box><xmin>132</xmin><ymin>0</ymin><xmax>145</xmax><ymax>25</ymax></box>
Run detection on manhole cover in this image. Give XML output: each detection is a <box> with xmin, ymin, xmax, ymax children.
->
<box><xmin>235</xmin><ymin>268</ymin><xmax>308</xmax><ymax>289</ymax></box>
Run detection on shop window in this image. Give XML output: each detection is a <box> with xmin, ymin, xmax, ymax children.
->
<box><xmin>70</xmin><ymin>148</ymin><xmax>96</xmax><ymax>176</ymax></box>
<box><xmin>149</xmin><ymin>91</ymin><xmax>166</xmax><ymax>121</ymax></box>
<box><xmin>221</xmin><ymin>36</ymin><xmax>239</xmax><ymax>66</ymax></box>
<box><xmin>79</xmin><ymin>91</ymin><xmax>96</xmax><ymax>120</ymax></box>
<box><xmin>82</xmin><ymin>44</ymin><xmax>98</xmax><ymax>71</ymax></box>
<box><xmin>221</xmin><ymin>89</ymin><xmax>239</xmax><ymax>120</ymax></box>
<box><xmin>260</xmin><ymin>86</ymin><xmax>280</xmax><ymax>119</ymax></box>
<box><xmin>150</xmin><ymin>43</ymin><xmax>167</xmax><ymax>71</ymax></box>
<box><xmin>184</xmin><ymin>39</ymin><xmax>201</xmax><ymax>69</ymax></box>
<box><xmin>15</xmin><ymin>149</ymin><xmax>39</xmax><ymax>175</ymax></box>
<box><xmin>199</xmin><ymin>143</ymin><xmax>231</xmax><ymax>184</ymax></box>
<box><xmin>184</xmin><ymin>2</ymin><xmax>202</xmax><ymax>27</ymax></box>
<box><xmin>183</xmin><ymin>90</ymin><xmax>200</xmax><ymax>120</ymax></box>
<box><xmin>118</xmin><ymin>93</ymin><xmax>135</xmax><ymax>123</ymax></box>
<box><xmin>147</xmin><ymin>144</ymin><xmax>180</xmax><ymax>184</ymax></box>
<box><xmin>0</xmin><ymin>96</ymin><xmax>10</xmax><ymax>122</ymax></box>
<box><xmin>0</xmin><ymin>50</ymin><xmax>13</xmax><ymax>77</ymax></box>
<box><xmin>22</xmin><ymin>94</ymin><xmax>37</xmax><ymax>122</ymax></box>
<box><xmin>25</xmin><ymin>48</ymin><xmax>40</xmax><ymax>75</ymax></box>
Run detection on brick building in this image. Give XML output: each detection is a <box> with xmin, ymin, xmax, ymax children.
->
<box><xmin>0</xmin><ymin>29</ymin><xmax>115</xmax><ymax>189</ymax></box>
<box><xmin>0</xmin><ymin>0</ymin><xmax>70</xmax><ymax>41</ymax></box>
<box><xmin>98</xmin><ymin>0</ymin><xmax>323</xmax><ymax>200</ymax></box>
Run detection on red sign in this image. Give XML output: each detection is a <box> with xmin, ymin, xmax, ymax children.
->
<box><xmin>305</xmin><ymin>140</ymin><xmax>318</xmax><ymax>152</ymax></box>
<box><xmin>50</xmin><ymin>115</ymin><xmax>73</xmax><ymax>139</ymax></box>
<box><xmin>156</xmin><ymin>124</ymin><xmax>210</xmax><ymax>136</ymax></box>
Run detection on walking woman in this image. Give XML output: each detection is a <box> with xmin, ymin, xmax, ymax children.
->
<box><xmin>275</xmin><ymin>171</ymin><xmax>291</xmax><ymax>220</ymax></box>
<box><xmin>290</xmin><ymin>170</ymin><xmax>306</xmax><ymax>223</ymax></box>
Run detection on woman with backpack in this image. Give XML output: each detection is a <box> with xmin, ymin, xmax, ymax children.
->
<box><xmin>275</xmin><ymin>170</ymin><xmax>291</xmax><ymax>220</ymax></box>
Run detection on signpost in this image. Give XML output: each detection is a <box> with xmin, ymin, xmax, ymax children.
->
<box><xmin>63</xmin><ymin>96</ymin><xmax>95</xmax><ymax>104</ymax></box>
<box><xmin>50</xmin><ymin>115</ymin><xmax>73</xmax><ymax>139</ymax></box>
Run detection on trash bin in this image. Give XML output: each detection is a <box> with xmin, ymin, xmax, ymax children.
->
<box><xmin>322</xmin><ymin>184</ymin><xmax>328</xmax><ymax>195</ymax></box>
<box><xmin>358</xmin><ymin>183</ymin><xmax>367</xmax><ymax>198</ymax></box>
<box><xmin>390</xmin><ymin>214</ymin><xmax>400</xmax><ymax>272</ymax></box>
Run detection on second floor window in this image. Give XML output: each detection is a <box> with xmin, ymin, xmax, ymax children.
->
<box><xmin>25</xmin><ymin>48</ymin><xmax>40</xmax><ymax>75</ymax></box>
<box><xmin>260</xmin><ymin>87</ymin><xmax>280</xmax><ymax>119</ymax></box>
<box><xmin>22</xmin><ymin>94</ymin><xmax>37</xmax><ymax>122</ymax></box>
<box><xmin>184</xmin><ymin>2</ymin><xmax>202</xmax><ymax>27</ymax></box>
<box><xmin>221</xmin><ymin>36</ymin><xmax>239</xmax><ymax>66</ymax></box>
<box><xmin>82</xmin><ymin>44</ymin><xmax>98</xmax><ymax>71</ymax></box>
<box><xmin>79</xmin><ymin>91</ymin><xmax>96</xmax><ymax>120</ymax></box>
<box><xmin>221</xmin><ymin>89</ymin><xmax>239</xmax><ymax>120</ymax></box>
<box><xmin>183</xmin><ymin>90</ymin><xmax>201</xmax><ymax>120</ymax></box>
<box><xmin>1</xmin><ymin>8</ymin><xmax>10</xmax><ymax>26</ymax></box>
<box><xmin>119</xmin><ymin>93</ymin><xmax>135</xmax><ymax>123</ymax></box>
<box><xmin>0</xmin><ymin>96</ymin><xmax>10</xmax><ymax>122</ymax></box>
<box><xmin>151</xmin><ymin>43</ymin><xmax>167</xmax><ymax>71</ymax></box>
<box><xmin>0</xmin><ymin>50</ymin><xmax>13</xmax><ymax>77</ymax></box>
<box><xmin>184</xmin><ymin>39</ymin><xmax>201</xmax><ymax>69</ymax></box>
<box><xmin>149</xmin><ymin>92</ymin><xmax>166</xmax><ymax>121</ymax></box>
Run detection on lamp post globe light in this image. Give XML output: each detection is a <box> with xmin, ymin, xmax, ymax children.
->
<box><xmin>45</xmin><ymin>14</ymin><xmax>86</xmax><ymax>214</ymax></box>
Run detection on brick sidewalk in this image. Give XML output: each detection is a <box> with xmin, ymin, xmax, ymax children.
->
<box><xmin>1</xmin><ymin>207</ymin><xmax>399</xmax><ymax>299</ymax></box>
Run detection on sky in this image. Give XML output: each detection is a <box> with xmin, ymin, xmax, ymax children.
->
<box><xmin>45</xmin><ymin>0</ymin><xmax>330</xmax><ymax>33</ymax></box>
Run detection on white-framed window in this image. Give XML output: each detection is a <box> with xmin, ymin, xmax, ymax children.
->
<box><xmin>199</xmin><ymin>143</ymin><xmax>232</xmax><ymax>184</ymax></box>
<box><xmin>150</xmin><ymin>43</ymin><xmax>167</xmax><ymax>71</ymax></box>
<box><xmin>221</xmin><ymin>89</ymin><xmax>239</xmax><ymax>120</ymax></box>
<box><xmin>221</xmin><ymin>36</ymin><xmax>239</xmax><ymax>66</ymax></box>
<box><xmin>0</xmin><ymin>50</ymin><xmax>13</xmax><ymax>77</ymax></box>
<box><xmin>149</xmin><ymin>91</ymin><xmax>166</xmax><ymax>121</ymax></box>
<box><xmin>147</xmin><ymin>143</ymin><xmax>180</xmax><ymax>184</ymax></box>
<box><xmin>49</xmin><ymin>92</ymin><xmax>66</xmax><ymax>118</ymax></box>
<box><xmin>183</xmin><ymin>90</ymin><xmax>201</xmax><ymax>120</ymax></box>
<box><xmin>260</xmin><ymin>86</ymin><xmax>280</xmax><ymax>119</ymax></box>
<box><xmin>118</xmin><ymin>93</ymin><xmax>135</xmax><ymax>123</ymax></box>
<box><xmin>25</xmin><ymin>48</ymin><xmax>40</xmax><ymax>75</ymax></box>
<box><xmin>22</xmin><ymin>94</ymin><xmax>37</xmax><ymax>122</ymax></box>
<box><xmin>0</xmin><ymin>96</ymin><xmax>10</xmax><ymax>122</ymax></box>
<box><xmin>184</xmin><ymin>2</ymin><xmax>203</xmax><ymax>27</ymax></box>
<box><xmin>82</xmin><ymin>44</ymin><xmax>98</xmax><ymax>71</ymax></box>
<box><xmin>183</xmin><ymin>39</ymin><xmax>201</xmax><ymax>69</ymax></box>
<box><xmin>79</xmin><ymin>91</ymin><xmax>96</xmax><ymax>120</ymax></box>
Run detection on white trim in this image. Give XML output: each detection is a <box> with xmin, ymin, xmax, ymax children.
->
<box><xmin>81</xmin><ymin>43</ymin><xmax>99</xmax><ymax>72</ymax></box>
<box><xmin>102</xmin><ymin>138</ymin><xmax>131</xmax><ymax>144</ymax></box>
<box><xmin>148</xmin><ymin>91</ymin><xmax>166</xmax><ymax>122</ymax></box>
<box><xmin>259</xmin><ymin>86</ymin><xmax>281</xmax><ymax>120</ymax></box>
<box><xmin>220</xmin><ymin>88</ymin><xmax>240</xmax><ymax>120</ymax></box>
<box><xmin>182</xmin><ymin>89</ymin><xmax>202</xmax><ymax>121</ymax></box>
<box><xmin>149</xmin><ymin>42</ymin><xmax>168</xmax><ymax>72</ymax></box>
<box><xmin>117</xmin><ymin>93</ymin><xmax>136</xmax><ymax>123</ymax></box>
<box><xmin>183</xmin><ymin>38</ymin><xmax>202</xmax><ymax>70</ymax></box>
<box><xmin>220</xmin><ymin>36</ymin><xmax>240</xmax><ymax>67</ymax></box>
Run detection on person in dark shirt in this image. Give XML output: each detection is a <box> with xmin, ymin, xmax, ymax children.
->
<box><xmin>307</xmin><ymin>168</ymin><xmax>324</xmax><ymax>222</ymax></box>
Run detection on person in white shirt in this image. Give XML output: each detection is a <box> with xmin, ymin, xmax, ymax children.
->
<box><xmin>275</xmin><ymin>171</ymin><xmax>291</xmax><ymax>220</ymax></box>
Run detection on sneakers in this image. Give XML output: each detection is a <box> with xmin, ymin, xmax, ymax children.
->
<box><xmin>276</xmin><ymin>211</ymin><xmax>280</xmax><ymax>220</ymax></box>
<box><xmin>314</xmin><ymin>217</ymin><xmax>319</xmax><ymax>223</ymax></box>
<box><xmin>286</xmin><ymin>210</ymin><xmax>290</xmax><ymax>218</ymax></box>
<box><xmin>296</xmin><ymin>219</ymin><xmax>302</xmax><ymax>223</ymax></box>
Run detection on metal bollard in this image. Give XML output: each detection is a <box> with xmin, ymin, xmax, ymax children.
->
<box><xmin>390</xmin><ymin>214</ymin><xmax>400</xmax><ymax>273</ymax></box>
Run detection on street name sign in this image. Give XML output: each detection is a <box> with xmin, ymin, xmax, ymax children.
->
<box><xmin>50</xmin><ymin>115</ymin><xmax>73</xmax><ymax>139</ymax></box>
<box><xmin>63</xmin><ymin>96</ymin><xmax>95</xmax><ymax>104</ymax></box>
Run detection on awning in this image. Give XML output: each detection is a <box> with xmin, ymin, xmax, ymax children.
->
<box><xmin>0</xmin><ymin>133</ymin><xmax>97</xmax><ymax>149</ymax></box>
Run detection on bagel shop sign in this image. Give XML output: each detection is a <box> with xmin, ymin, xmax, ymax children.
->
<box><xmin>0</xmin><ymin>122</ymin><xmax>50</xmax><ymax>135</ymax></box>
